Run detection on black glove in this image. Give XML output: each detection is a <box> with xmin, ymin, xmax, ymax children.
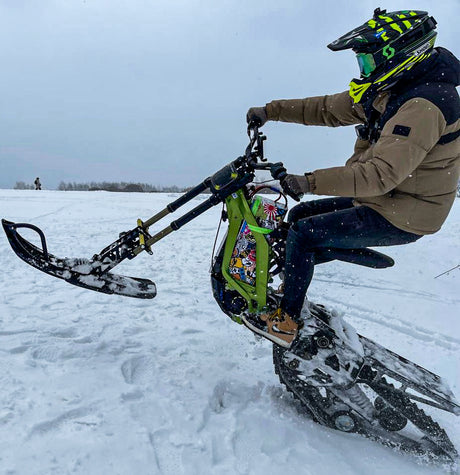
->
<box><xmin>282</xmin><ymin>174</ymin><xmax>311</xmax><ymax>201</ymax></box>
<box><xmin>270</xmin><ymin>162</ymin><xmax>287</xmax><ymax>181</ymax></box>
<box><xmin>270</xmin><ymin>163</ymin><xmax>307</xmax><ymax>202</ymax></box>
<box><xmin>246</xmin><ymin>106</ymin><xmax>268</xmax><ymax>127</ymax></box>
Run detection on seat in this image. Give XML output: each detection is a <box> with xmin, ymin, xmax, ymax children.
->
<box><xmin>315</xmin><ymin>247</ymin><xmax>394</xmax><ymax>269</ymax></box>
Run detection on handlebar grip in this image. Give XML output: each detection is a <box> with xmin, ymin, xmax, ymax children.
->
<box><xmin>248</xmin><ymin>118</ymin><xmax>262</xmax><ymax>128</ymax></box>
<box><xmin>270</xmin><ymin>162</ymin><xmax>287</xmax><ymax>181</ymax></box>
<box><xmin>270</xmin><ymin>162</ymin><xmax>302</xmax><ymax>202</ymax></box>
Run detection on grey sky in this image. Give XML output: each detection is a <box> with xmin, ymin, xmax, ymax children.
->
<box><xmin>0</xmin><ymin>0</ymin><xmax>458</xmax><ymax>189</ymax></box>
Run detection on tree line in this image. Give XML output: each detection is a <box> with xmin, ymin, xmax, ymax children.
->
<box><xmin>14</xmin><ymin>181</ymin><xmax>190</xmax><ymax>193</ymax></box>
<box><xmin>57</xmin><ymin>181</ymin><xmax>187</xmax><ymax>192</ymax></box>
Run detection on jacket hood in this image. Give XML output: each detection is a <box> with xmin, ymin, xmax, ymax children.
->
<box><xmin>402</xmin><ymin>47</ymin><xmax>460</xmax><ymax>88</ymax></box>
<box><xmin>432</xmin><ymin>47</ymin><xmax>460</xmax><ymax>86</ymax></box>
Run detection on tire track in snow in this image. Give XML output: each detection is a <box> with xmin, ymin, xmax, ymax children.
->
<box><xmin>321</xmin><ymin>296</ymin><xmax>460</xmax><ymax>351</ymax></box>
<box><xmin>0</xmin><ymin>329</ymin><xmax>37</xmax><ymax>336</ymax></box>
<box><xmin>314</xmin><ymin>277</ymin><xmax>460</xmax><ymax>306</ymax></box>
<box><xmin>28</xmin><ymin>406</ymin><xmax>96</xmax><ymax>438</ymax></box>
<box><xmin>29</xmin><ymin>204</ymin><xmax>75</xmax><ymax>221</ymax></box>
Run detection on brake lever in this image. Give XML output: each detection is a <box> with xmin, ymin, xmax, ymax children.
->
<box><xmin>247</xmin><ymin>120</ymin><xmax>261</xmax><ymax>133</ymax></box>
<box><xmin>245</xmin><ymin>124</ymin><xmax>267</xmax><ymax>162</ymax></box>
<box><xmin>245</xmin><ymin>125</ymin><xmax>258</xmax><ymax>159</ymax></box>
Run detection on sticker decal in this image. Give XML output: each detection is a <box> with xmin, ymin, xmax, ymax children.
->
<box><xmin>228</xmin><ymin>196</ymin><xmax>287</xmax><ymax>286</ymax></box>
<box><xmin>413</xmin><ymin>41</ymin><xmax>432</xmax><ymax>56</ymax></box>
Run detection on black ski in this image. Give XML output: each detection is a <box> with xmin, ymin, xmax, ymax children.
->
<box><xmin>2</xmin><ymin>220</ymin><xmax>156</xmax><ymax>299</ymax></box>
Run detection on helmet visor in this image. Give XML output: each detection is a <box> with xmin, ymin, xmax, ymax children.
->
<box><xmin>356</xmin><ymin>53</ymin><xmax>376</xmax><ymax>77</ymax></box>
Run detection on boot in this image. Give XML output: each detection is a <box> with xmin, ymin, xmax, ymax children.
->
<box><xmin>242</xmin><ymin>308</ymin><xmax>302</xmax><ymax>348</ymax></box>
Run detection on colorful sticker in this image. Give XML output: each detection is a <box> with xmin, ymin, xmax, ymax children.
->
<box><xmin>228</xmin><ymin>196</ymin><xmax>287</xmax><ymax>286</ymax></box>
<box><xmin>229</xmin><ymin>221</ymin><xmax>257</xmax><ymax>285</ymax></box>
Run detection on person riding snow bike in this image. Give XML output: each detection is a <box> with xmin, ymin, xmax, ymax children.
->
<box><xmin>244</xmin><ymin>8</ymin><xmax>460</xmax><ymax>349</ymax></box>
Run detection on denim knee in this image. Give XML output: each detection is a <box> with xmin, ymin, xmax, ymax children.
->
<box><xmin>287</xmin><ymin>220</ymin><xmax>314</xmax><ymax>251</ymax></box>
<box><xmin>287</xmin><ymin>202</ymin><xmax>314</xmax><ymax>224</ymax></box>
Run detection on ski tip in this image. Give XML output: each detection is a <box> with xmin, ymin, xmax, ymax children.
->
<box><xmin>2</xmin><ymin>218</ymin><xmax>15</xmax><ymax>230</ymax></box>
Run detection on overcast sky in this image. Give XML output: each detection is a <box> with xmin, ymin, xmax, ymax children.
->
<box><xmin>0</xmin><ymin>0</ymin><xmax>458</xmax><ymax>189</ymax></box>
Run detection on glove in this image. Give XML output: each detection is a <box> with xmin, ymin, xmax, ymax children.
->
<box><xmin>246</xmin><ymin>106</ymin><xmax>268</xmax><ymax>127</ymax></box>
<box><xmin>270</xmin><ymin>162</ymin><xmax>287</xmax><ymax>181</ymax></box>
<box><xmin>281</xmin><ymin>174</ymin><xmax>311</xmax><ymax>201</ymax></box>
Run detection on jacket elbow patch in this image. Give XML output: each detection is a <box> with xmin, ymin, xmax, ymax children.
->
<box><xmin>392</xmin><ymin>125</ymin><xmax>412</xmax><ymax>137</ymax></box>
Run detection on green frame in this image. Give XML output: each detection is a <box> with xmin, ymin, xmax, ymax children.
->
<box><xmin>221</xmin><ymin>189</ymin><xmax>272</xmax><ymax>314</ymax></box>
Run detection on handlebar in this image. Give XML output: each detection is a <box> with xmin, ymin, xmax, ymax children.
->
<box><xmin>244</xmin><ymin>124</ymin><xmax>302</xmax><ymax>202</ymax></box>
<box><xmin>245</xmin><ymin>124</ymin><xmax>266</xmax><ymax>161</ymax></box>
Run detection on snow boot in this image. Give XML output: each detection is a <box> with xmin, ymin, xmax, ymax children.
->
<box><xmin>242</xmin><ymin>308</ymin><xmax>302</xmax><ymax>348</ymax></box>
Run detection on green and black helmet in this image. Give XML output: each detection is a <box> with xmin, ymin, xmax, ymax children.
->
<box><xmin>328</xmin><ymin>8</ymin><xmax>437</xmax><ymax>79</ymax></box>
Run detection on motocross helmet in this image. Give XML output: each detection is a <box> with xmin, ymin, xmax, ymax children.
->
<box><xmin>328</xmin><ymin>8</ymin><xmax>438</xmax><ymax>102</ymax></box>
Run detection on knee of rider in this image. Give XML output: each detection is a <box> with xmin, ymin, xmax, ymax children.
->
<box><xmin>287</xmin><ymin>208</ymin><xmax>299</xmax><ymax>224</ymax></box>
<box><xmin>287</xmin><ymin>203</ymin><xmax>309</xmax><ymax>224</ymax></box>
<box><xmin>288</xmin><ymin>220</ymin><xmax>315</xmax><ymax>249</ymax></box>
<box><xmin>287</xmin><ymin>222</ymin><xmax>305</xmax><ymax>245</ymax></box>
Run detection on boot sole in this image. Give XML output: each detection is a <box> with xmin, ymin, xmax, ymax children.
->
<box><xmin>241</xmin><ymin>315</ymin><xmax>292</xmax><ymax>348</ymax></box>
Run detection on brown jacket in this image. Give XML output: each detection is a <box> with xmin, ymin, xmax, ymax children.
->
<box><xmin>266</xmin><ymin>90</ymin><xmax>460</xmax><ymax>235</ymax></box>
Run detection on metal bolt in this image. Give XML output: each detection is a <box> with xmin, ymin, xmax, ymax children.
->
<box><xmin>316</xmin><ymin>336</ymin><xmax>331</xmax><ymax>349</ymax></box>
<box><xmin>288</xmin><ymin>359</ymin><xmax>300</xmax><ymax>370</ymax></box>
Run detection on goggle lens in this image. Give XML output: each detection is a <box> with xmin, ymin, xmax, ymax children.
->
<box><xmin>356</xmin><ymin>53</ymin><xmax>376</xmax><ymax>77</ymax></box>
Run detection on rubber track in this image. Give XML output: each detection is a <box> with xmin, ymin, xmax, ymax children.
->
<box><xmin>369</xmin><ymin>378</ymin><xmax>458</xmax><ymax>459</ymax></box>
<box><xmin>273</xmin><ymin>346</ymin><xmax>458</xmax><ymax>464</ymax></box>
<box><xmin>272</xmin><ymin>345</ymin><xmax>321</xmax><ymax>423</ymax></box>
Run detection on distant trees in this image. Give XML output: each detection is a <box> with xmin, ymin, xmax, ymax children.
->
<box><xmin>14</xmin><ymin>181</ymin><xmax>35</xmax><ymax>190</ymax></box>
<box><xmin>57</xmin><ymin>181</ymin><xmax>187</xmax><ymax>192</ymax></box>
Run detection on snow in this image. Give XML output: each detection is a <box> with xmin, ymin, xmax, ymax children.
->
<box><xmin>1</xmin><ymin>189</ymin><xmax>459</xmax><ymax>475</ymax></box>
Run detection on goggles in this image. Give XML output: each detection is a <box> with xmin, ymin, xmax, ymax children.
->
<box><xmin>356</xmin><ymin>52</ymin><xmax>377</xmax><ymax>77</ymax></box>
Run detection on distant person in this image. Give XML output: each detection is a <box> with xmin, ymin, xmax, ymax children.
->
<box><xmin>34</xmin><ymin>177</ymin><xmax>42</xmax><ymax>190</ymax></box>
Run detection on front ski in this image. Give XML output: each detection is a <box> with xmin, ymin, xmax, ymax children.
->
<box><xmin>2</xmin><ymin>220</ymin><xmax>156</xmax><ymax>299</ymax></box>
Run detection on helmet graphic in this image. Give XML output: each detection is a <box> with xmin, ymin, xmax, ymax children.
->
<box><xmin>328</xmin><ymin>8</ymin><xmax>437</xmax><ymax>79</ymax></box>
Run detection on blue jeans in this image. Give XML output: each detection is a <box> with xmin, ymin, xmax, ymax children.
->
<box><xmin>280</xmin><ymin>198</ymin><xmax>422</xmax><ymax>319</ymax></box>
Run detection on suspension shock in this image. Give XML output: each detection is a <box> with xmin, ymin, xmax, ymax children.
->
<box><xmin>338</xmin><ymin>385</ymin><xmax>375</xmax><ymax>420</ymax></box>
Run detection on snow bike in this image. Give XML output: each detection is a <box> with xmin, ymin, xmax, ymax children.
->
<box><xmin>2</xmin><ymin>125</ymin><xmax>459</xmax><ymax>465</ymax></box>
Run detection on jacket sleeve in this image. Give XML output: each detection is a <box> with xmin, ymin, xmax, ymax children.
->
<box><xmin>310</xmin><ymin>98</ymin><xmax>447</xmax><ymax>197</ymax></box>
<box><xmin>266</xmin><ymin>91</ymin><xmax>365</xmax><ymax>127</ymax></box>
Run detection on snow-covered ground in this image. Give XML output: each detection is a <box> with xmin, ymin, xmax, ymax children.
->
<box><xmin>1</xmin><ymin>189</ymin><xmax>459</xmax><ymax>475</ymax></box>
